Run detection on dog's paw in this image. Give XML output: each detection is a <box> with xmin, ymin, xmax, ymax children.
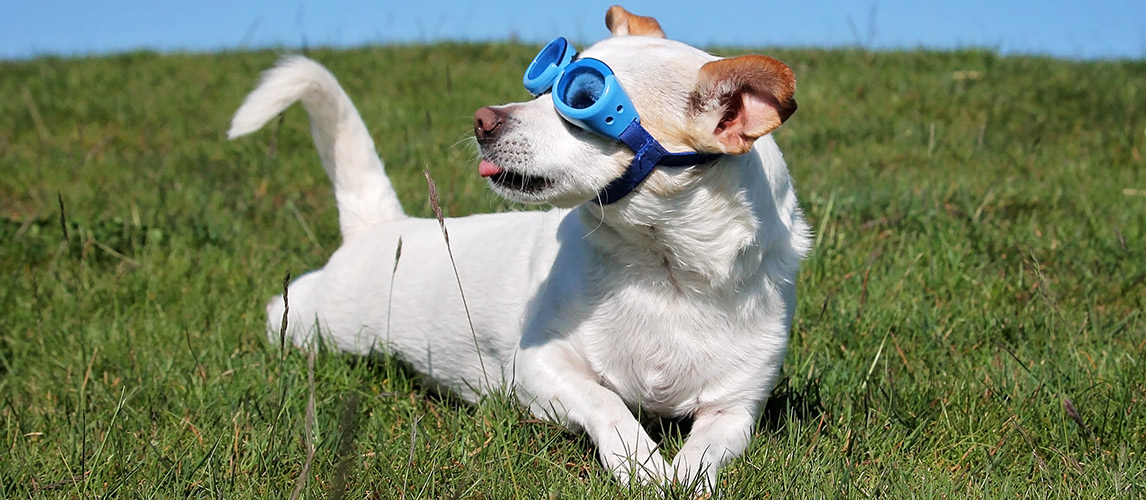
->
<box><xmin>598</xmin><ymin>435</ymin><xmax>670</xmax><ymax>487</ymax></box>
<box><xmin>669</xmin><ymin>451</ymin><xmax>719</xmax><ymax>496</ymax></box>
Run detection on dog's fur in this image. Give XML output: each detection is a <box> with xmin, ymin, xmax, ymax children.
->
<box><xmin>229</xmin><ymin>6</ymin><xmax>810</xmax><ymax>491</ymax></box>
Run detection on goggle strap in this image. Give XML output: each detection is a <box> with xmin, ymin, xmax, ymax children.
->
<box><xmin>596</xmin><ymin>121</ymin><xmax>722</xmax><ymax>205</ymax></box>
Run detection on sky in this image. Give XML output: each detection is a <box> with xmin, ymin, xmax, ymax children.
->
<box><xmin>1</xmin><ymin>1</ymin><xmax>1144</xmax><ymax>61</ymax></box>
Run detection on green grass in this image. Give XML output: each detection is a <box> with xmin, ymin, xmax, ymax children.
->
<box><xmin>1</xmin><ymin>42</ymin><xmax>1144</xmax><ymax>498</ymax></box>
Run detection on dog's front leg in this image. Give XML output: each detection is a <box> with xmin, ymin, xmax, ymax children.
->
<box><xmin>517</xmin><ymin>344</ymin><xmax>669</xmax><ymax>485</ymax></box>
<box><xmin>671</xmin><ymin>405</ymin><xmax>757</xmax><ymax>492</ymax></box>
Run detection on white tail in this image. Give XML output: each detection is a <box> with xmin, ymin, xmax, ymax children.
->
<box><xmin>229</xmin><ymin>56</ymin><xmax>406</xmax><ymax>239</ymax></box>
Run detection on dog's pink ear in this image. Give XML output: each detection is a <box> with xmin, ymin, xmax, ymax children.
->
<box><xmin>689</xmin><ymin>55</ymin><xmax>797</xmax><ymax>155</ymax></box>
<box><xmin>605</xmin><ymin>5</ymin><xmax>666</xmax><ymax>38</ymax></box>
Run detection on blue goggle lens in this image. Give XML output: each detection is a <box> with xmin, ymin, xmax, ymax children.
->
<box><xmin>523</xmin><ymin>37</ymin><xmax>575</xmax><ymax>96</ymax></box>
<box><xmin>528</xmin><ymin>40</ymin><xmax>562</xmax><ymax>80</ymax></box>
<box><xmin>560</xmin><ymin>66</ymin><xmax>605</xmax><ymax>109</ymax></box>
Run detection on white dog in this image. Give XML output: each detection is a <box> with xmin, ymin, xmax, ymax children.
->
<box><xmin>229</xmin><ymin>5</ymin><xmax>809</xmax><ymax>492</ymax></box>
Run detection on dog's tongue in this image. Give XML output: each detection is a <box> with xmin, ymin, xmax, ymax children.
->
<box><xmin>478</xmin><ymin>159</ymin><xmax>504</xmax><ymax>178</ymax></box>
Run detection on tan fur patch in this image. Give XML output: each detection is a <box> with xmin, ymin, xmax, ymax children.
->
<box><xmin>690</xmin><ymin>55</ymin><xmax>797</xmax><ymax>154</ymax></box>
<box><xmin>605</xmin><ymin>5</ymin><xmax>666</xmax><ymax>38</ymax></box>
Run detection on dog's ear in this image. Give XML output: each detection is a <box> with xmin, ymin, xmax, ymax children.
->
<box><xmin>605</xmin><ymin>5</ymin><xmax>666</xmax><ymax>38</ymax></box>
<box><xmin>688</xmin><ymin>55</ymin><xmax>797</xmax><ymax>155</ymax></box>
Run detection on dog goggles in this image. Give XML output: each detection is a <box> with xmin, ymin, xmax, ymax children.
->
<box><xmin>523</xmin><ymin>37</ymin><xmax>721</xmax><ymax>204</ymax></box>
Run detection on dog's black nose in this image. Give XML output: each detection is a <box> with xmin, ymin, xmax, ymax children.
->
<box><xmin>474</xmin><ymin>106</ymin><xmax>506</xmax><ymax>143</ymax></box>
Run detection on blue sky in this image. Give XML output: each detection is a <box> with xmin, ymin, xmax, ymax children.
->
<box><xmin>2</xmin><ymin>1</ymin><xmax>1144</xmax><ymax>61</ymax></box>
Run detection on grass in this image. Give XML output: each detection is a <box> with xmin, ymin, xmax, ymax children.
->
<box><xmin>1</xmin><ymin>41</ymin><xmax>1144</xmax><ymax>498</ymax></box>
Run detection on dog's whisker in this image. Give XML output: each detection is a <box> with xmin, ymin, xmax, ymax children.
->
<box><xmin>583</xmin><ymin>194</ymin><xmax>608</xmax><ymax>239</ymax></box>
<box><xmin>449</xmin><ymin>133</ymin><xmax>477</xmax><ymax>151</ymax></box>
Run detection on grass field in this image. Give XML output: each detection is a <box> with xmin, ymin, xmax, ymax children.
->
<box><xmin>2</xmin><ymin>41</ymin><xmax>1144</xmax><ymax>498</ymax></box>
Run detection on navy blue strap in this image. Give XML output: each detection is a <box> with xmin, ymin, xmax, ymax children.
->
<box><xmin>595</xmin><ymin>121</ymin><xmax>721</xmax><ymax>205</ymax></box>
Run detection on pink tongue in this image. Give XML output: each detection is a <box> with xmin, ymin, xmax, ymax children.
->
<box><xmin>478</xmin><ymin>159</ymin><xmax>504</xmax><ymax>178</ymax></box>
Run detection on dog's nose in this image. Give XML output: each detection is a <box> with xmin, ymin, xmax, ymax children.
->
<box><xmin>473</xmin><ymin>106</ymin><xmax>505</xmax><ymax>143</ymax></box>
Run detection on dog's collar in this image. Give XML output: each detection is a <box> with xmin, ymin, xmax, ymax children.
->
<box><xmin>595</xmin><ymin>121</ymin><xmax>722</xmax><ymax>205</ymax></box>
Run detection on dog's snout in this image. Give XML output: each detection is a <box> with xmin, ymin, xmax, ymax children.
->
<box><xmin>474</xmin><ymin>106</ymin><xmax>506</xmax><ymax>143</ymax></box>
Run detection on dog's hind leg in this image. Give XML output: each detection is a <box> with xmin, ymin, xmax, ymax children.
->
<box><xmin>229</xmin><ymin>56</ymin><xmax>406</xmax><ymax>240</ymax></box>
<box><xmin>265</xmin><ymin>269</ymin><xmax>325</xmax><ymax>349</ymax></box>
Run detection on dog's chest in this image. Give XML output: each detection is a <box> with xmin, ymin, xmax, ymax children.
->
<box><xmin>579</xmin><ymin>292</ymin><xmax>786</xmax><ymax>417</ymax></box>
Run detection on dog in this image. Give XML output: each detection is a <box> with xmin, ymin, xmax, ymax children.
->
<box><xmin>228</xmin><ymin>5</ymin><xmax>810</xmax><ymax>492</ymax></box>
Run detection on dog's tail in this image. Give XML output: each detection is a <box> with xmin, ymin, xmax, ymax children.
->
<box><xmin>229</xmin><ymin>56</ymin><xmax>406</xmax><ymax>239</ymax></box>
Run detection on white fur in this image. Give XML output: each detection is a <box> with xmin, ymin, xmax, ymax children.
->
<box><xmin>230</xmin><ymin>36</ymin><xmax>810</xmax><ymax>492</ymax></box>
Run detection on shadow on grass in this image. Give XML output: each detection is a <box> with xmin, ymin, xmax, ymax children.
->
<box><xmin>760</xmin><ymin>375</ymin><xmax>826</xmax><ymax>431</ymax></box>
<box><xmin>353</xmin><ymin>353</ymin><xmax>478</xmax><ymax>413</ymax></box>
